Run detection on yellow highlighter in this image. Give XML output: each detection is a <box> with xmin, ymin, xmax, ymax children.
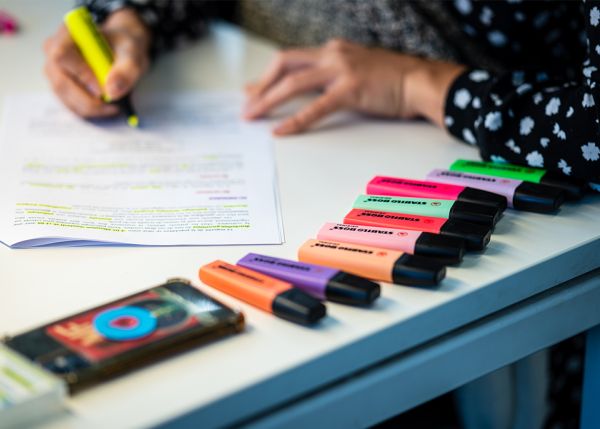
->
<box><xmin>64</xmin><ymin>6</ymin><xmax>139</xmax><ymax>127</ymax></box>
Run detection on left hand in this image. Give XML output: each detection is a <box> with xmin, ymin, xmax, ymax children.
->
<box><xmin>243</xmin><ymin>39</ymin><xmax>463</xmax><ymax>136</ymax></box>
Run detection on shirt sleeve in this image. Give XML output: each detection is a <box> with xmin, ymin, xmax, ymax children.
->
<box><xmin>81</xmin><ymin>0</ymin><xmax>234</xmax><ymax>55</ymax></box>
<box><xmin>444</xmin><ymin>1</ymin><xmax>600</xmax><ymax>184</ymax></box>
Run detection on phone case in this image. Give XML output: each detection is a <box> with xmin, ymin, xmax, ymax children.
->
<box><xmin>3</xmin><ymin>278</ymin><xmax>244</xmax><ymax>393</ymax></box>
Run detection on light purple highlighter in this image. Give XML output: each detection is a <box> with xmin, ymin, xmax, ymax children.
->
<box><xmin>237</xmin><ymin>253</ymin><xmax>380</xmax><ymax>306</ymax></box>
<box><xmin>426</xmin><ymin>169</ymin><xmax>565</xmax><ymax>213</ymax></box>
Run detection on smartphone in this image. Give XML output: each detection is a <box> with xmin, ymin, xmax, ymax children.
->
<box><xmin>4</xmin><ymin>278</ymin><xmax>244</xmax><ymax>393</ymax></box>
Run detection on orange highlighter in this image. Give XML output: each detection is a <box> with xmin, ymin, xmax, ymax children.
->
<box><xmin>298</xmin><ymin>240</ymin><xmax>446</xmax><ymax>287</ymax></box>
<box><xmin>199</xmin><ymin>260</ymin><xmax>326</xmax><ymax>325</ymax></box>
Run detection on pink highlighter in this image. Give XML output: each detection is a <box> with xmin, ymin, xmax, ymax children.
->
<box><xmin>367</xmin><ymin>176</ymin><xmax>507</xmax><ymax>213</ymax></box>
<box><xmin>317</xmin><ymin>222</ymin><xmax>465</xmax><ymax>264</ymax></box>
<box><xmin>0</xmin><ymin>11</ymin><xmax>18</xmax><ymax>34</ymax></box>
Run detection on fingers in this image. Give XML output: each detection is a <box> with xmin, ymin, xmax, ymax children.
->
<box><xmin>104</xmin><ymin>32</ymin><xmax>149</xmax><ymax>100</ymax></box>
<box><xmin>45</xmin><ymin>60</ymin><xmax>118</xmax><ymax>118</ymax></box>
<box><xmin>244</xmin><ymin>69</ymin><xmax>331</xmax><ymax>119</ymax></box>
<box><xmin>273</xmin><ymin>81</ymin><xmax>348</xmax><ymax>136</ymax></box>
<box><xmin>44</xmin><ymin>25</ymin><xmax>102</xmax><ymax>97</ymax></box>
<box><xmin>101</xmin><ymin>8</ymin><xmax>151</xmax><ymax>101</ymax></box>
<box><xmin>44</xmin><ymin>25</ymin><xmax>118</xmax><ymax>118</ymax></box>
<box><xmin>245</xmin><ymin>45</ymin><xmax>351</xmax><ymax>135</ymax></box>
<box><xmin>248</xmin><ymin>49</ymin><xmax>319</xmax><ymax>99</ymax></box>
<box><xmin>43</xmin><ymin>11</ymin><xmax>150</xmax><ymax>119</ymax></box>
<box><xmin>244</xmin><ymin>82</ymin><xmax>260</xmax><ymax>95</ymax></box>
<box><xmin>55</xmin><ymin>46</ymin><xmax>102</xmax><ymax>97</ymax></box>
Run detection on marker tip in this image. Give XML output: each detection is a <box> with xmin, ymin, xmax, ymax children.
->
<box><xmin>127</xmin><ymin>115</ymin><xmax>139</xmax><ymax>128</ymax></box>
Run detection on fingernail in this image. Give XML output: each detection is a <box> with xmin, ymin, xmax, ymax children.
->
<box><xmin>107</xmin><ymin>77</ymin><xmax>127</xmax><ymax>98</ymax></box>
<box><xmin>244</xmin><ymin>103</ymin><xmax>261</xmax><ymax>119</ymax></box>
<box><xmin>114</xmin><ymin>77</ymin><xmax>127</xmax><ymax>91</ymax></box>
<box><xmin>274</xmin><ymin>122</ymin><xmax>294</xmax><ymax>135</ymax></box>
<box><xmin>87</xmin><ymin>83</ymin><xmax>101</xmax><ymax>97</ymax></box>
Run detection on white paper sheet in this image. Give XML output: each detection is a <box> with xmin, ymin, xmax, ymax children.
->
<box><xmin>0</xmin><ymin>92</ymin><xmax>284</xmax><ymax>247</ymax></box>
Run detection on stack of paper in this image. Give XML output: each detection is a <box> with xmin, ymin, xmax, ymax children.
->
<box><xmin>0</xmin><ymin>92</ymin><xmax>284</xmax><ymax>247</ymax></box>
<box><xmin>0</xmin><ymin>343</ymin><xmax>66</xmax><ymax>428</ymax></box>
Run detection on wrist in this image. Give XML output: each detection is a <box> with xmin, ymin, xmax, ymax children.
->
<box><xmin>405</xmin><ymin>59</ymin><xmax>466</xmax><ymax>128</ymax></box>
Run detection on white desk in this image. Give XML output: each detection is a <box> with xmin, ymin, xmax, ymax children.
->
<box><xmin>1</xmin><ymin>2</ymin><xmax>599</xmax><ymax>428</ymax></box>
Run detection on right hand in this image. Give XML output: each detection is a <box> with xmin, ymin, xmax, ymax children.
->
<box><xmin>44</xmin><ymin>8</ymin><xmax>151</xmax><ymax>118</ymax></box>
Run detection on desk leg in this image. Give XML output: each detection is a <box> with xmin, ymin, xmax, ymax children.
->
<box><xmin>581</xmin><ymin>324</ymin><xmax>600</xmax><ymax>429</ymax></box>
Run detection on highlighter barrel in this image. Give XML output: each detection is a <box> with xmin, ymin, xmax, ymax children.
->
<box><xmin>449</xmin><ymin>159</ymin><xmax>585</xmax><ymax>200</ymax></box>
<box><xmin>298</xmin><ymin>240</ymin><xmax>446</xmax><ymax>287</ymax></box>
<box><xmin>367</xmin><ymin>176</ymin><xmax>507</xmax><ymax>213</ymax></box>
<box><xmin>237</xmin><ymin>253</ymin><xmax>381</xmax><ymax>306</ymax></box>
<box><xmin>199</xmin><ymin>260</ymin><xmax>326</xmax><ymax>325</ymax></box>
<box><xmin>344</xmin><ymin>209</ymin><xmax>491</xmax><ymax>251</ymax></box>
<box><xmin>427</xmin><ymin>169</ymin><xmax>565</xmax><ymax>213</ymax></box>
<box><xmin>64</xmin><ymin>6</ymin><xmax>139</xmax><ymax>128</ymax></box>
<box><xmin>353</xmin><ymin>194</ymin><xmax>501</xmax><ymax>228</ymax></box>
<box><xmin>317</xmin><ymin>222</ymin><xmax>465</xmax><ymax>265</ymax></box>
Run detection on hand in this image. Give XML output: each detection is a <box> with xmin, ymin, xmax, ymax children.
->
<box><xmin>244</xmin><ymin>39</ymin><xmax>465</xmax><ymax>135</ymax></box>
<box><xmin>44</xmin><ymin>8</ymin><xmax>151</xmax><ymax>118</ymax></box>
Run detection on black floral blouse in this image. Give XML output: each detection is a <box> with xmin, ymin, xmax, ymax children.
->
<box><xmin>444</xmin><ymin>0</ymin><xmax>600</xmax><ymax>186</ymax></box>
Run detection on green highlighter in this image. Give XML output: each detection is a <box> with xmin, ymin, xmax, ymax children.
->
<box><xmin>353</xmin><ymin>194</ymin><xmax>501</xmax><ymax>228</ymax></box>
<box><xmin>449</xmin><ymin>159</ymin><xmax>586</xmax><ymax>200</ymax></box>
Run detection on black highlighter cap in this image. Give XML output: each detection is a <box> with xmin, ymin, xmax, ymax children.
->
<box><xmin>272</xmin><ymin>288</ymin><xmax>327</xmax><ymax>325</ymax></box>
<box><xmin>449</xmin><ymin>201</ymin><xmax>501</xmax><ymax>227</ymax></box>
<box><xmin>513</xmin><ymin>182</ymin><xmax>565</xmax><ymax>213</ymax></box>
<box><xmin>539</xmin><ymin>171</ymin><xmax>586</xmax><ymax>200</ymax></box>
<box><xmin>457</xmin><ymin>187</ymin><xmax>507</xmax><ymax>213</ymax></box>
<box><xmin>325</xmin><ymin>272</ymin><xmax>381</xmax><ymax>306</ymax></box>
<box><xmin>413</xmin><ymin>232</ymin><xmax>465</xmax><ymax>265</ymax></box>
<box><xmin>392</xmin><ymin>254</ymin><xmax>446</xmax><ymax>287</ymax></box>
<box><xmin>439</xmin><ymin>219</ymin><xmax>491</xmax><ymax>251</ymax></box>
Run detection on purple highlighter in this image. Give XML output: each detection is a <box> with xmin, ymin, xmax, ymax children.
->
<box><xmin>237</xmin><ymin>253</ymin><xmax>380</xmax><ymax>306</ymax></box>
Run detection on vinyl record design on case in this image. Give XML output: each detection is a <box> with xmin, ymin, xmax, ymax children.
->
<box><xmin>93</xmin><ymin>306</ymin><xmax>157</xmax><ymax>341</ymax></box>
<box><xmin>92</xmin><ymin>298</ymin><xmax>189</xmax><ymax>342</ymax></box>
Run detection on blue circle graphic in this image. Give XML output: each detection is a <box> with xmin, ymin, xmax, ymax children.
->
<box><xmin>93</xmin><ymin>306</ymin><xmax>157</xmax><ymax>341</ymax></box>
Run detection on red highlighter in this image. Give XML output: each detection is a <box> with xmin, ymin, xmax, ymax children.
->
<box><xmin>344</xmin><ymin>209</ymin><xmax>491</xmax><ymax>251</ymax></box>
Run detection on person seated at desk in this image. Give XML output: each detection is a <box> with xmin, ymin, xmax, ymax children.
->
<box><xmin>43</xmin><ymin>3</ymin><xmax>594</xmax><ymax>427</ymax></box>
<box><xmin>44</xmin><ymin>0</ymin><xmax>600</xmax><ymax>185</ymax></box>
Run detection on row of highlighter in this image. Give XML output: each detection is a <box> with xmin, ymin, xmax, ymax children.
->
<box><xmin>198</xmin><ymin>159</ymin><xmax>586</xmax><ymax>325</ymax></box>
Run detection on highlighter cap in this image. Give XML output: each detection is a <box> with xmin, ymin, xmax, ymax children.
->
<box><xmin>439</xmin><ymin>219</ymin><xmax>491</xmax><ymax>251</ymax></box>
<box><xmin>272</xmin><ymin>288</ymin><xmax>326</xmax><ymax>325</ymax></box>
<box><xmin>539</xmin><ymin>171</ymin><xmax>586</xmax><ymax>200</ymax></box>
<box><xmin>449</xmin><ymin>201</ymin><xmax>501</xmax><ymax>227</ymax></box>
<box><xmin>326</xmin><ymin>272</ymin><xmax>380</xmax><ymax>306</ymax></box>
<box><xmin>414</xmin><ymin>232</ymin><xmax>465</xmax><ymax>265</ymax></box>
<box><xmin>513</xmin><ymin>182</ymin><xmax>565</xmax><ymax>213</ymax></box>
<box><xmin>458</xmin><ymin>187</ymin><xmax>507</xmax><ymax>212</ymax></box>
<box><xmin>392</xmin><ymin>254</ymin><xmax>446</xmax><ymax>287</ymax></box>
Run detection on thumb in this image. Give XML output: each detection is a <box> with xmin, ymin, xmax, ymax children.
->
<box><xmin>104</xmin><ymin>38</ymin><xmax>147</xmax><ymax>100</ymax></box>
